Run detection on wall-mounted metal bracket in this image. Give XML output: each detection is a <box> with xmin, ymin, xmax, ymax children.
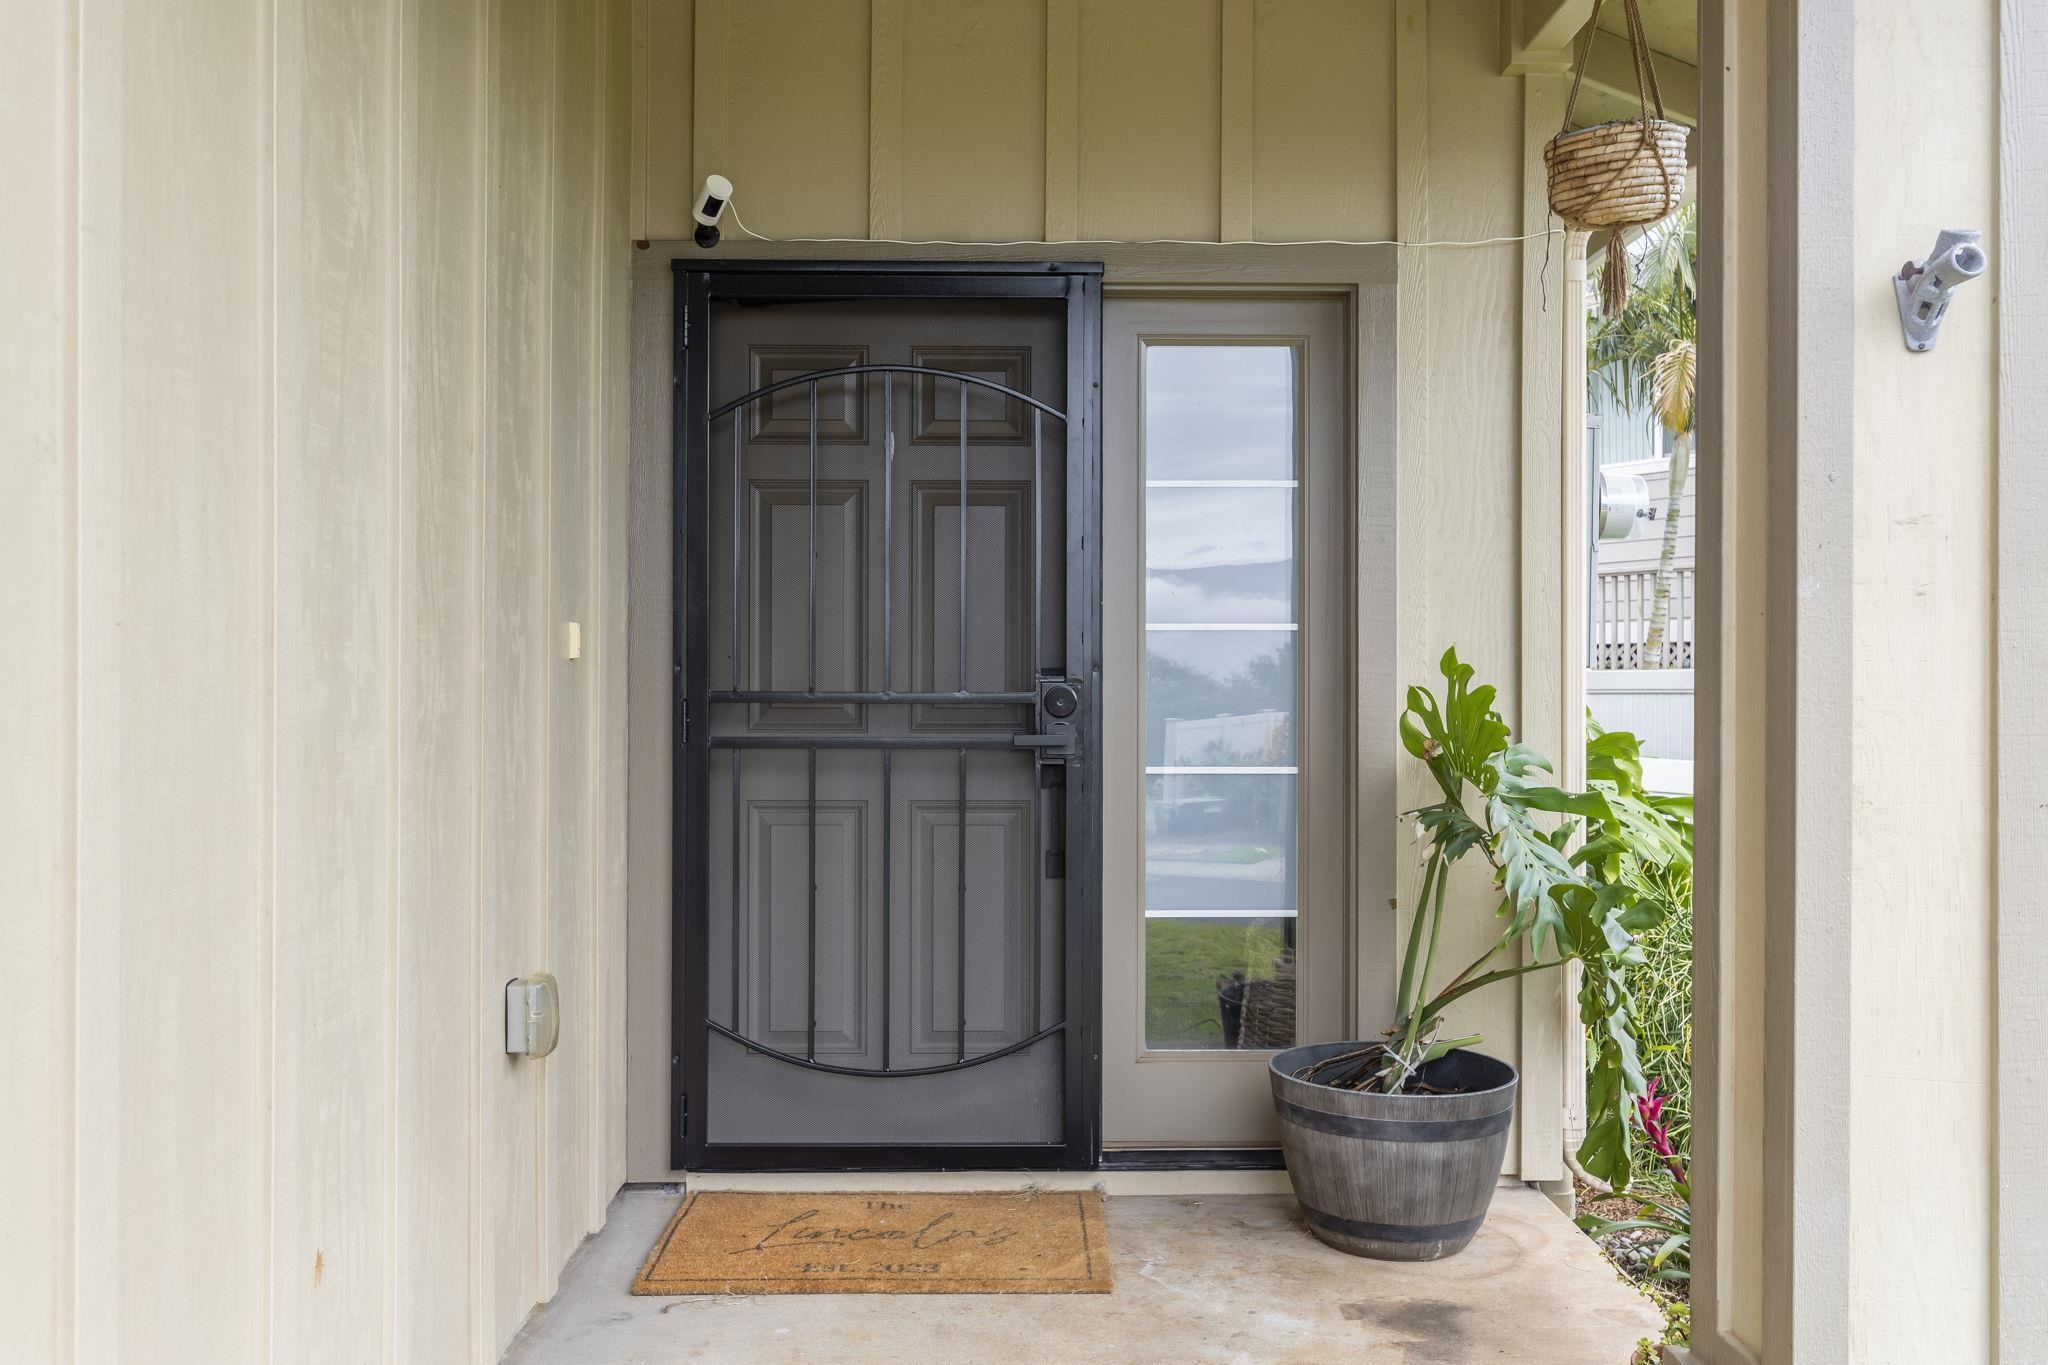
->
<box><xmin>1896</xmin><ymin>228</ymin><xmax>1988</xmax><ymax>352</ymax></box>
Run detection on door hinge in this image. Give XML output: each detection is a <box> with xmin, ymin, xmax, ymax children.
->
<box><xmin>681</xmin><ymin>304</ymin><xmax>690</xmax><ymax>350</ymax></box>
<box><xmin>678</xmin><ymin>1093</ymin><xmax>689</xmax><ymax>1138</ymax></box>
<box><xmin>674</xmin><ymin>666</ymin><xmax>688</xmax><ymax>744</ymax></box>
<box><xmin>1044</xmin><ymin>850</ymin><xmax>1066</xmax><ymax>880</ymax></box>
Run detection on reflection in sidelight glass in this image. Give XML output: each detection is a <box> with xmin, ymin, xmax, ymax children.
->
<box><xmin>1143</xmin><ymin>346</ymin><xmax>1296</xmax><ymax>481</ymax></box>
<box><xmin>1144</xmin><ymin>773</ymin><xmax>1298</xmax><ymax>914</ymax></box>
<box><xmin>1143</xmin><ymin>487</ymin><xmax>1296</xmax><ymax>623</ymax></box>
<box><xmin>1144</xmin><ymin>630</ymin><xmax>1296</xmax><ymax>767</ymax></box>
<box><xmin>1141</xmin><ymin>342</ymin><xmax>1302</xmax><ymax>1050</ymax></box>
<box><xmin>1145</xmin><ymin>917</ymin><xmax>1297</xmax><ymax>1050</ymax></box>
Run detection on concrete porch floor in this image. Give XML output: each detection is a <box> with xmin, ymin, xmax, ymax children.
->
<box><xmin>501</xmin><ymin>1184</ymin><xmax>1661</xmax><ymax>1363</ymax></box>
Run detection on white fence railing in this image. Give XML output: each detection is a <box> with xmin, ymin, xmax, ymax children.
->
<box><xmin>1593</xmin><ymin>567</ymin><xmax>1694</xmax><ymax>670</ymax></box>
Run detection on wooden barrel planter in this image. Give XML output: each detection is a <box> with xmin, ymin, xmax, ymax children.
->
<box><xmin>1268</xmin><ymin>1041</ymin><xmax>1518</xmax><ymax>1261</ymax></box>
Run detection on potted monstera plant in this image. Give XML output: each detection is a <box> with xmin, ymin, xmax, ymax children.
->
<box><xmin>1269</xmin><ymin>648</ymin><xmax>1688</xmax><ymax>1260</ymax></box>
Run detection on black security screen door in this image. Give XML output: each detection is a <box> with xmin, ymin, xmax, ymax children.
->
<box><xmin>672</xmin><ymin>264</ymin><xmax>1103</xmax><ymax>1171</ymax></box>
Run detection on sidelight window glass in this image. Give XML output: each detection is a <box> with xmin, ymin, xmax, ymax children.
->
<box><xmin>1140</xmin><ymin>342</ymin><xmax>1302</xmax><ymax>1050</ymax></box>
<box><xmin>1144</xmin><ymin>487</ymin><xmax>1296</xmax><ymax>622</ymax></box>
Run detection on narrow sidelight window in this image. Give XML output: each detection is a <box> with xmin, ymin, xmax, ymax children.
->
<box><xmin>1140</xmin><ymin>343</ymin><xmax>1302</xmax><ymax>1050</ymax></box>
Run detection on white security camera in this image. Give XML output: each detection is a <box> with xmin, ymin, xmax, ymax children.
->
<box><xmin>1895</xmin><ymin>228</ymin><xmax>1987</xmax><ymax>352</ymax></box>
<box><xmin>693</xmin><ymin>174</ymin><xmax>733</xmax><ymax>249</ymax></box>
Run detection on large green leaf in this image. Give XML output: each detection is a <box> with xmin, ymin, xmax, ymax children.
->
<box><xmin>1489</xmin><ymin>796</ymin><xmax>1581</xmax><ymax>954</ymax></box>
<box><xmin>1413</xmin><ymin>801</ymin><xmax>1488</xmax><ymax>863</ymax></box>
<box><xmin>1585</xmin><ymin>723</ymin><xmax>1646</xmax><ymax>791</ymax></box>
<box><xmin>1401</xmin><ymin>650</ymin><xmax>1520</xmax><ymax>832</ymax></box>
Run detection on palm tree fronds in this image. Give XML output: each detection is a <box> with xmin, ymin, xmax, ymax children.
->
<box><xmin>1651</xmin><ymin>339</ymin><xmax>1696</xmax><ymax>436</ymax></box>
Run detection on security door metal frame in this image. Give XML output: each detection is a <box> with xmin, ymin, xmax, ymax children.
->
<box><xmin>670</xmin><ymin>261</ymin><xmax>1104</xmax><ymax>1170</ymax></box>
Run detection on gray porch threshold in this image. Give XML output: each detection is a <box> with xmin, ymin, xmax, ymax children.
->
<box><xmin>501</xmin><ymin>1185</ymin><xmax>1661</xmax><ymax>1364</ymax></box>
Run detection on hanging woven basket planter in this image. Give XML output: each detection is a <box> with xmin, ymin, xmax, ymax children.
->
<box><xmin>1544</xmin><ymin>0</ymin><xmax>1689</xmax><ymax>315</ymax></box>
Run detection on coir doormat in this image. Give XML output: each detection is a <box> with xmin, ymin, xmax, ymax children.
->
<box><xmin>631</xmin><ymin>1189</ymin><xmax>1112</xmax><ymax>1295</ymax></box>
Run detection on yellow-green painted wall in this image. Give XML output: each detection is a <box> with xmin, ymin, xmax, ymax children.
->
<box><xmin>634</xmin><ymin>0</ymin><xmax>1400</xmax><ymax>245</ymax></box>
<box><xmin>624</xmin><ymin>0</ymin><xmax>1578</xmax><ymax>1181</ymax></box>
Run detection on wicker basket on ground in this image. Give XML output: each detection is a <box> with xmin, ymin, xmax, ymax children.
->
<box><xmin>1236</xmin><ymin>952</ymin><xmax>1298</xmax><ymax>1052</ymax></box>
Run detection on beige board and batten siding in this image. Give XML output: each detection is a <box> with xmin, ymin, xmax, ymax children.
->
<box><xmin>623</xmin><ymin>0</ymin><xmax>1574</xmax><ymax>1180</ymax></box>
<box><xmin>1</xmin><ymin>1</ymin><xmax>633</xmax><ymax>1361</ymax></box>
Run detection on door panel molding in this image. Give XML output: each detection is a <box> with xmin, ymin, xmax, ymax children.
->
<box><xmin>747</xmin><ymin>479</ymin><xmax>867</xmax><ymax>729</ymax></box>
<box><xmin>745</xmin><ymin>800</ymin><xmax>868</xmax><ymax>1054</ymax></box>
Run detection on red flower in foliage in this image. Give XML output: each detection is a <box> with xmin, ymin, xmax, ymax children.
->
<box><xmin>1636</xmin><ymin>1078</ymin><xmax>1687</xmax><ymax>1186</ymax></box>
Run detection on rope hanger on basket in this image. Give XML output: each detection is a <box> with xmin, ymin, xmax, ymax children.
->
<box><xmin>1544</xmin><ymin>0</ymin><xmax>1689</xmax><ymax>317</ymax></box>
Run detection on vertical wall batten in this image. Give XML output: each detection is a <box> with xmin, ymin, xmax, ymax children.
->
<box><xmin>547</xmin><ymin>0</ymin><xmax>600</xmax><ymax>1295</ymax></box>
<box><xmin>39</xmin><ymin>0</ymin><xmax>80</xmax><ymax>1352</ymax></box>
<box><xmin>1515</xmin><ymin>68</ymin><xmax>1569</xmax><ymax>1185</ymax></box>
<box><xmin>3</xmin><ymin>0</ymin><xmax>81</xmax><ymax>1357</ymax></box>
<box><xmin>399</xmin><ymin>0</ymin><xmax>491</xmax><ymax>1342</ymax></box>
<box><xmin>629</xmin><ymin>0</ymin><xmax>650</xmax><ymax>240</ymax></box>
<box><xmin>539</xmin><ymin>0</ymin><xmax>563</xmax><ymax>1296</ymax></box>
<box><xmin>384</xmin><ymin>3</ymin><xmax>408</xmax><ymax>1361</ymax></box>
<box><xmin>1387</xmin><ymin>0</ymin><xmax>1430</xmax><ymax>1077</ymax></box>
<box><xmin>1219</xmin><ymin>0</ymin><xmax>1255</xmax><ymax>241</ymax></box>
<box><xmin>692</xmin><ymin>0</ymin><xmax>727</xmax><ymax>236</ymax></box>
<box><xmin>468</xmin><ymin>3</ymin><xmax>495</xmax><ymax>1354</ymax></box>
<box><xmin>601</xmin><ymin>0</ymin><xmax>636</xmax><ymax>1237</ymax></box>
<box><xmin>1043</xmin><ymin>0</ymin><xmax>1079</xmax><ymax>241</ymax></box>
<box><xmin>586</xmin><ymin>0</ymin><xmax>606</xmax><ymax>1248</ymax></box>
<box><xmin>481</xmin><ymin>2</ymin><xmax>543</xmax><ymax>1339</ymax></box>
<box><xmin>868</xmin><ymin>0</ymin><xmax>903</xmax><ymax>239</ymax></box>
<box><xmin>1555</xmin><ymin>231</ymin><xmax>1591</xmax><ymax>1144</ymax></box>
<box><xmin>259</xmin><ymin>0</ymin><xmax>281</xmax><ymax>1353</ymax></box>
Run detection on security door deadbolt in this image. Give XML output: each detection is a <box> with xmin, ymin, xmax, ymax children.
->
<box><xmin>1013</xmin><ymin>678</ymin><xmax>1081</xmax><ymax>758</ymax></box>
